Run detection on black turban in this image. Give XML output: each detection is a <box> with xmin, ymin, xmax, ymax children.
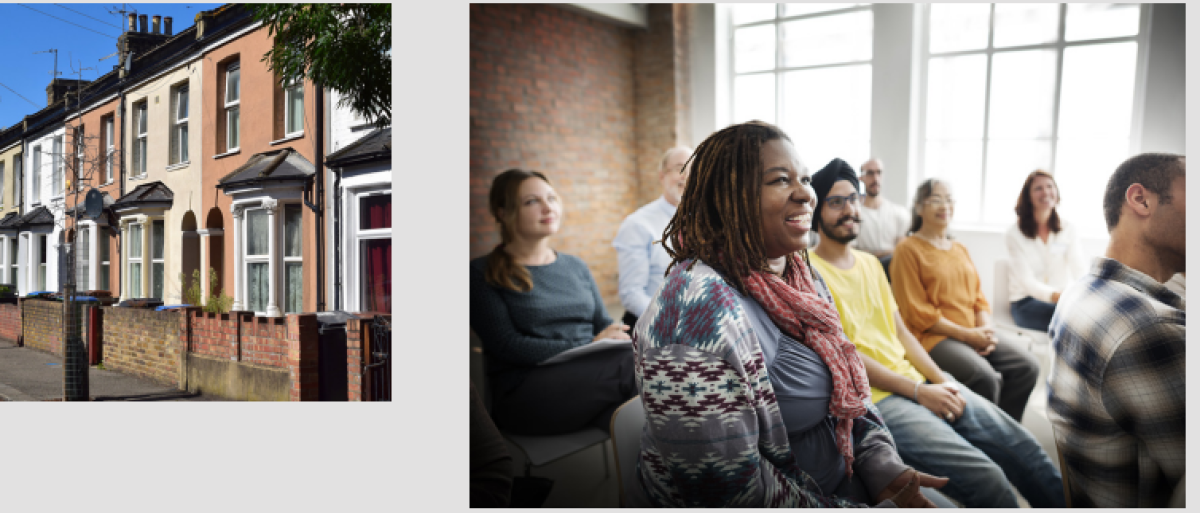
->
<box><xmin>809</xmin><ymin>158</ymin><xmax>860</xmax><ymax>230</ymax></box>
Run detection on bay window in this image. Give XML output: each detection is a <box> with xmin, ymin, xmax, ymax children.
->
<box><xmin>356</xmin><ymin>191</ymin><xmax>391</xmax><ymax>313</ymax></box>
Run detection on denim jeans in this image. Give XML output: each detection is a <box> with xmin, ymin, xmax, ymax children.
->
<box><xmin>875</xmin><ymin>377</ymin><xmax>1064</xmax><ymax>508</ymax></box>
<box><xmin>1011</xmin><ymin>296</ymin><xmax>1056</xmax><ymax>332</ymax></box>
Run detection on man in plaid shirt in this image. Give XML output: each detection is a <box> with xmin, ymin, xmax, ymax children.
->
<box><xmin>1048</xmin><ymin>153</ymin><xmax>1186</xmax><ymax>508</ymax></box>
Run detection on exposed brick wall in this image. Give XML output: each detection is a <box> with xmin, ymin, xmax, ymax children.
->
<box><xmin>21</xmin><ymin>299</ymin><xmax>64</xmax><ymax>356</ymax></box>
<box><xmin>239</xmin><ymin>315</ymin><xmax>289</xmax><ymax>369</ymax></box>
<box><xmin>347</xmin><ymin>315</ymin><xmax>365</xmax><ymax>402</ymax></box>
<box><xmin>0</xmin><ymin>302</ymin><xmax>20</xmax><ymax>345</ymax></box>
<box><xmin>470</xmin><ymin>4</ymin><xmax>691</xmax><ymax>310</ymax></box>
<box><xmin>286</xmin><ymin>314</ymin><xmax>318</xmax><ymax>401</ymax></box>
<box><xmin>188</xmin><ymin>310</ymin><xmax>246</xmax><ymax>360</ymax></box>
<box><xmin>100</xmin><ymin>306</ymin><xmax>182</xmax><ymax>387</ymax></box>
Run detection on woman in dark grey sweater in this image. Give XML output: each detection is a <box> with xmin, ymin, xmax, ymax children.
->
<box><xmin>470</xmin><ymin>169</ymin><xmax>636</xmax><ymax>436</ymax></box>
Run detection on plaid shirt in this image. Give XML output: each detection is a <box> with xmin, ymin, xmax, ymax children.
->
<box><xmin>1047</xmin><ymin>257</ymin><xmax>1185</xmax><ymax>508</ymax></box>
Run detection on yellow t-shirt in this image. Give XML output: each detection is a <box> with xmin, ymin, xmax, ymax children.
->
<box><xmin>812</xmin><ymin>249</ymin><xmax>926</xmax><ymax>404</ymax></box>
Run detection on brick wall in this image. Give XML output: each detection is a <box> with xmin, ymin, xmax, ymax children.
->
<box><xmin>101</xmin><ymin>306</ymin><xmax>182</xmax><ymax>387</ymax></box>
<box><xmin>188</xmin><ymin>310</ymin><xmax>244</xmax><ymax>360</ymax></box>
<box><xmin>0</xmin><ymin>302</ymin><xmax>20</xmax><ymax>345</ymax></box>
<box><xmin>21</xmin><ymin>299</ymin><xmax>64</xmax><ymax>356</ymax></box>
<box><xmin>469</xmin><ymin>4</ymin><xmax>691</xmax><ymax>309</ymax></box>
<box><xmin>347</xmin><ymin>315</ymin><xmax>366</xmax><ymax>402</ymax></box>
<box><xmin>239</xmin><ymin>315</ymin><xmax>289</xmax><ymax>369</ymax></box>
<box><xmin>286</xmin><ymin>314</ymin><xmax>318</xmax><ymax>401</ymax></box>
<box><xmin>633</xmin><ymin>4</ymin><xmax>692</xmax><ymax>209</ymax></box>
<box><xmin>184</xmin><ymin>309</ymin><xmax>317</xmax><ymax>401</ymax></box>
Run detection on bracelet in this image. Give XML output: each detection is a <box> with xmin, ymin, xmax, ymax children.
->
<box><xmin>913</xmin><ymin>382</ymin><xmax>922</xmax><ymax>402</ymax></box>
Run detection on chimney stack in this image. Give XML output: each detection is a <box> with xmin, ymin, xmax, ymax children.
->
<box><xmin>164</xmin><ymin>17</ymin><xmax>173</xmax><ymax>36</ymax></box>
<box><xmin>139</xmin><ymin>14</ymin><xmax>147</xmax><ymax>33</ymax></box>
<box><xmin>152</xmin><ymin>15</ymin><xmax>160</xmax><ymax>35</ymax></box>
<box><xmin>127</xmin><ymin>13</ymin><xmax>136</xmax><ymax>32</ymax></box>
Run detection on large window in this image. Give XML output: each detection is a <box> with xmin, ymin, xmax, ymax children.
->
<box><xmin>728</xmin><ymin>3</ymin><xmax>873</xmax><ymax>169</ymax></box>
<box><xmin>76</xmin><ymin>226</ymin><xmax>90</xmax><ymax>290</ymax></box>
<box><xmin>284</xmin><ymin>80</ymin><xmax>304</xmax><ymax>137</ymax></box>
<box><xmin>225</xmin><ymin>62</ymin><xmax>241</xmax><ymax>152</ymax></box>
<box><xmin>73</xmin><ymin>126</ymin><xmax>84</xmax><ymax>192</ymax></box>
<box><xmin>171</xmin><ymin>84</ymin><xmax>189</xmax><ymax>165</ymax></box>
<box><xmin>128</xmin><ymin>223</ymin><xmax>142</xmax><ymax>297</ymax></box>
<box><xmin>52</xmin><ymin>135</ymin><xmax>63</xmax><ymax>195</ymax></box>
<box><xmin>103</xmin><ymin>115</ymin><xmax>114</xmax><ymax>183</ymax></box>
<box><xmin>31</xmin><ymin>145</ymin><xmax>40</xmax><ymax>204</ymax></box>
<box><xmin>283</xmin><ymin>204</ymin><xmax>303</xmax><ymax>313</ymax></box>
<box><xmin>134</xmin><ymin>101</ymin><xmax>148</xmax><ymax>177</ymax></box>
<box><xmin>921</xmin><ymin>3</ymin><xmax>1141</xmax><ymax>234</ymax></box>
<box><xmin>37</xmin><ymin>234</ymin><xmax>46</xmax><ymax>291</ymax></box>
<box><xmin>98</xmin><ymin>227</ymin><xmax>110</xmax><ymax>291</ymax></box>
<box><xmin>8</xmin><ymin>237</ymin><xmax>16</xmax><ymax>286</ymax></box>
<box><xmin>357</xmin><ymin>192</ymin><xmax>391</xmax><ymax>313</ymax></box>
<box><xmin>150</xmin><ymin>220</ymin><xmax>164</xmax><ymax>299</ymax></box>
<box><xmin>244</xmin><ymin>208</ymin><xmax>269</xmax><ymax>313</ymax></box>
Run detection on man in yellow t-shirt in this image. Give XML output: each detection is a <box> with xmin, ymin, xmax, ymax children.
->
<box><xmin>807</xmin><ymin>159</ymin><xmax>1065</xmax><ymax>508</ymax></box>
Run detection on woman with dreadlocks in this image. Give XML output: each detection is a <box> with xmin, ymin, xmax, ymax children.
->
<box><xmin>470</xmin><ymin>169</ymin><xmax>636</xmax><ymax>436</ymax></box>
<box><xmin>627</xmin><ymin>121</ymin><xmax>951</xmax><ymax>507</ymax></box>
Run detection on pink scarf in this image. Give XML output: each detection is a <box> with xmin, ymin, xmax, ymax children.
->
<box><xmin>743</xmin><ymin>252</ymin><xmax>872</xmax><ymax>477</ymax></box>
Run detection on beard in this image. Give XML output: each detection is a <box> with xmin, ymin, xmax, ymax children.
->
<box><xmin>820</xmin><ymin>213</ymin><xmax>860</xmax><ymax>245</ymax></box>
<box><xmin>866</xmin><ymin>185</ymin><xmax>880</xmax><ymax>198</ymax></box>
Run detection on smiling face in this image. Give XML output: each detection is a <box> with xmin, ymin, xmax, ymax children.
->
<box><xmin>1028</xmin><ymin>175</ymin><xmax>1059</xmax><ymax>212</ymax></box>
<box><xmin>512</xmin><ymin>177</ymin><xmax>562</xmax><ymax>240</ymax></box>
<box><xmin>758</xmin><ymin>138</ymin><xmax>815</xmax><ymax>258</ymax></box>
<box><xmin>918</xmin><ymin>181</ymin><xmax>955</xmax><ymax>230</ymax></box>
<box><xmin>660</xmin><ymin>149</ymin><xmax>692</xmax><ymax>206</ymax></box>
<box><xmin>818</xmin><ymin>179</ymin><xmax>861</xmax><ymax>245</ymax></box>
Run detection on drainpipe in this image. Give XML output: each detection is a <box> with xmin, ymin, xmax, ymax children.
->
<box><xmin>314</xmin><ymin>81</ymin><xmax>325</xmax><ymax>312</ymax></box>
<box><xmin>333</xmin><ymin>165</ymin><xmax>341</xmax><ymax>311</ymax></box>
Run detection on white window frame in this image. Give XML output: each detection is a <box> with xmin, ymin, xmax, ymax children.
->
<box><xmin>284</xmin><ymin>79</ymin><xmax>304</xmax><ymax>138</ymax></box>
<box><xmin>173</xmin><ymin>85</ymin><xmax>190</xmax><ymax>165</ymax></box>
<box><xmin>243</xmin><ymin>206</ymin><xmax>271</xmax><ymax>315</ymax></box>
<box><xmin>916</xmin><ymin>3</ymin><xmax>1147</xmax><ymax>232</ymax></box>
<box><xmin>225</xmin><ymin>62</ymin><xmax>241</xmax><ymax>152</ymax></box>
<box><xmin>74</xmin><ymin>126</ymin><xmax>85</xmax><ymax>192</ymax></box>
<box><xmin>36</xmin><ymin>234</ymin><xmax>47</xmax><ymax>291</ymax></box>
<box><xmin>282</xmin><ymin>203</ymin><xmax>303</xmax><ymax>313</ymax></box>
<box><xmin>52</xmin><ymin>135</ymin><xmax>63</xmax><ymax>197</ymax></box>
<box><xmin>0</xmin><ymin>235</ymin><xmax>8</xmax><ymax>286</ymax></box>
<box><xmin>230</xmin><ymin>197</ymin><xmax>305</xmax><ymax>317</ymax></box>
<box><xmin>9</xmin><ymin>236</ymin><xmax>18</xmax><ymax>289</ymax></box>
<box><xmin>350</xmin><ymin>188</ymin><xmax>391</xmax><ymax>313</ymax></box>
<box><xmin>98</xmin><ymin>225</ymin><xmax>110</xmax><ymax>291</ymax></box>
<box><xmin>0</xmin><ymin>161</ymin><xmax>5</xmax><ymax>208</ymax></box>
<box><xmin>135</xmin><ymin>101</ymin><xmax>148</xmax><ymax>178</ymax></box>
<box><xmin>149</xmin><ymin>219</ymin><xmax>165</xmax><ymax>300</ymax></box>
<box><xmin>104</xmin><ymin>116</ymin><xmax>114</xmax><ymax>184</ymax></box>
<box><xmin>127</xmin><ymin>222</ymin><xmax>143</xmax><ymax>298</ymax></box>
<box><xmin>31</xmin><ymin>145</ymin><xmax>41</xmax><ymax>205</ymax></box>
<box><xmin>76</xmin><ymin>225</ymin><xmax>90</xmax><ymax>291</ymax></box>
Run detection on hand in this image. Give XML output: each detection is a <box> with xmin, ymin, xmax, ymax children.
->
<box><xmin>1050</xmin><ymin>291</ymin><xmax>1061</xmax><ymax>304</ymax></box>
<box><xmin>976</xmin><ymin>343</ymin><xmax>996</xmax><ymax>356</ymax></box>
<box><xmin>876</xmin><ymin>468</ymin><xmax>950</xmax><ymax>507</ymax></box>
<box><xmin>916</xmin><ymin>383</ymin><xmax>966</xmax><ymax>422</ymax></box>
<box><xmin>593</xmin><ymin>322</ymin><xmax>630</xmax><ymax>342</ymax></box>
<box><xmin>968</xmin><ymin>326</ymin><xmax>998</xmax><ymax>348</ymax></box>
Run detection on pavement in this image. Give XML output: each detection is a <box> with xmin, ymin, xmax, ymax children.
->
<box><xmin>0</xmin><ymin>339</ymin><xmax>220</xmax><ymax>401</ymax></box>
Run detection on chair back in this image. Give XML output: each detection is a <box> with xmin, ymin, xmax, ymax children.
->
<box><xmin>610</xmin><ymin>396</ymin><xmax>645</xmax><ymax>507</ymax></box>
<box><xmin>993</xmin><ymin>258</ymin><xmax>1016</xmax><ymax>326</ymax></box>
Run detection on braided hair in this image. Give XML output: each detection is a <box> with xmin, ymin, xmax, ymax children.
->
<box><xmin>663</xmin><ymin>120</ymin><xmax>812</xmax><ymax>296</ymax></box>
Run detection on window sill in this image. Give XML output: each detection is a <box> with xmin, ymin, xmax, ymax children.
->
<box><xmin>165</xmin><ymin>162</ymin><xmax>190</xmax><ymax>172</ymax></box>
<box><xmin>270</xmin><ymin>133</ymin><xmax>305</xmax><ymax>146</ymax></box>
<box><xmin>213</xmin><ymin>149</ymin><xmax>241</xmax><ymax>160</ymax></box>
<box><xmin>129</xmin><ymin>174</ymin><xmax>150</xmax><ymax>181</ymax></box>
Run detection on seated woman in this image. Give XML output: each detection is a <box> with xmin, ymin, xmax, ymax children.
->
<box><xmin>890</xmin><ymin>179</ymin><xmax>1039</xmax><ymax>422</ymax></box>
<box><xmin>1005</xmin><ymin>170</ymin><xmax>1088</xmax><ymax>332</ymax></box>
<box><xmin>630</xmin><ymin>121</ymin><xmax>950</xmax><ymax>507</ymax></box>
<box><xmin>469</xmin><ymin>169</ymin><xmax>635</xmax><ymax>436</ymax></box>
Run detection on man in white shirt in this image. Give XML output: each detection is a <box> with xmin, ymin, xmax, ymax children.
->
<box><xmin>855</xmin><ymin>158</ymin><xmax>910</xmax><ymax>277</ymax></box>
<box><xmin>612</xmin><ymin>146</ymin><xmax>691</xmax><ymax>327</ymax></box>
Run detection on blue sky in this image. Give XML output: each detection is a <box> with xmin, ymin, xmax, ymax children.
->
<box><xmin>0</xmin><ymin>3</ymin><xmax>223</xmax><ymax>129</ymax></box>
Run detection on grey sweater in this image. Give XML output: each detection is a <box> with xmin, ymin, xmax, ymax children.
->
<box><xmin>470</xmin><ymin>252</ymin><xmax>613</xmax><ymax>394</ymax></box>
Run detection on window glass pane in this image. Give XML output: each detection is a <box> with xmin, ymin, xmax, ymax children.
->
<box><xmin>98</xmin><ymin>227</ymin><xmax>109</xmax><ymax>262</ymax></box>
<box><xmin>137</xmin><ymin>139</ymin><xmax>147</xmax><ymax>175</ymax></box>
<box><xmin>1057</xmin><ymin>42</ymin><xmax>1137</xmax><ymax>139</ymax></box>
<box><xmin>925</xmin><ymin>54</ymin><xmax>987</xmax><ymax>140</ymax></box>
<box><xmin>32</xmin><ymin>148</ymin><xmax>40</xmax><ymax>202</ymax></box>
<box><xmin>732</xmin><ymin>73</ymin><xmax>775</xmax><ymax>124</ymax></box>
<box><xmin>247</xmin><ymin>262</ymin><xmax>268</xmax><ymax>312</ymax></box>
<box><xmin>982</xmin><ymin>140</ymin><xmax>1053</xmax><ymax>225</ymax></box>
<box><xmin>53</xmin><ymin>137</ymin><xmax>62</xmax><ymax>192</ymax></box>
<box><xmin>152</xmin><ymin>263</ymin><xmax>163</xmax><ymax>299</ymax></box>
<box><xmin>781</xmin><ymin>11</ymin><xmax>871</xmax><ymax>68</ymax></box>
<box><xmin>929</xmin><ymin>3</ymin><xmax>991</xmax><ymax>54</ymax></box>
<box><xmin>151</xmin><ymin>220</ymin><xmax>164</xmax><ymax>259</ymax></box>
<box><xmin>180</xmin><ymin>124</ymin><xmax>189</xmax><ymax>162</ymax></box>
<box><xmin>993</xmin><ymin>3</ymin><xmax>1060</xmax><ymax>48</ymax></box>
<box><xmin>734</xmin><ymin>24</ymin><xmax>775</xmax><ymax>73</ymax></box>
<box><xmin>285</xmin><ymin>204</ymin><xmax>302</xmax><ymax>257</ymax></box>
<box><xmin>38</xmin><ymin>236</ymin><xmax>46</xmax><ymax>265</ymax></box>
<box><xmin>783</xmin><ymin>3</ymin><xmax>864</xmax><ymax>17</ymax></box>
<box><xmin>362</xmin><ymin>239</ymin><xmax>391</xmax><ymax>313</ymax></box>
<box><xmin>988</xmin><ymin>50</ymin><xmax>1057</xmax><ymax>139</ymax></box>
<box><xmin>1065</xmin><ymin>3</ymin><xmax>1139</xmax><ymax>42</ymax></box>
<box><xmin>731</xmin><ymin>3</ymin><xmax>775</xmax><ymax>25</ymax></box>
<box><xmin>38</xmin><ymin>264</ymin><xmax>45</xmax><ymax>291</ymax></box>
<box><xmin>780</xmin><ymin>65</ymin><xmax>872</xmax><ymax>170</ymax></box>
<box><xmin>287</xmin><ymin>84</ymin><xmax>304</xmax><ymax>134</ymax></box>
<box><xmin>359</xmin><ymin>195</ymin><xmax>392</xmax><ymax>230</ymax></box>
<box><xmin>246</xmin><ymin>209</ymin><xmax>269</xmax><ymax>256</ymax></box>
<box><xmin>10</xmin><ymin>268</ymin><xmax>16</xmax><ymax>288</ymax></box>
<box><xmin>178</xmin><ymin>88</ymin><xmax>188</xmax><ymax>120</ymax></box>
<box><xmin>138</xmin><ymin>104</ymin><xmax>147</xmax><ymax>134</ymax></box>
<box><xmin>78</xmin><ymin>228</ymin><xmax>90</xmax><ymax>290</ymax></box>
<box><xmin>129</xmin><ymin>224</ymin><xmax>142</xmax><ymax>258</ymax></box>
<box><xmin>129</xmin><ymin>262</ymin><xmax>141</xmax><ymax>297</ymax></box>
<box><xmin>100</xmin><ymin>263</ymin><xmax>109</xmax><ymax>291</ymax></box>
<box><xmin>227</xmin><ymin>107</ymin><xmax>240</xmax><ymax>148</ymax></box>
<box><xmin>1055</xmin><ymin>138</ymin><xmax>1128</xmax><ymax>237</ymax></box>
<box><xmin>226</xmin><ymin>65</ymin><xmax>240</xmax><ymax>103</ymax></box>
<box><xmin>923</xmin><ymin>140</ymin><xmax>983</xmax><ymax>225</ymax></box>
<box><xmin>285</xmin><ymin>262</ymin><xmax>302</xmax><ymax>313</ymax></box>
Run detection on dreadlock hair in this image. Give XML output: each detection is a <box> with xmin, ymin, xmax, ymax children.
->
<box><xmin>662</xmin><ymin>120</ymin><xmax>809</xmax><ymax>296</ymax></box>
<box><xmin>484</xmin><ymin>169</ymin><xmax>552</xmax><ymax>293</ymax></box>
<box><xmin>1014</xmin><ymin>169</ymin><xmax>1062</xmax><ymax>239</ymax></box>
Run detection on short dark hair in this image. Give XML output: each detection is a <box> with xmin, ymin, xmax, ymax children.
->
<box><xmin>1102</xmin><ymin>153</ymin><xmax>1185</xmax><ymax>231</ymax></box>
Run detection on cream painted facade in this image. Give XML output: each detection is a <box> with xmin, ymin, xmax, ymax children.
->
<box><xmin>0</xmin><ymin>141</ymin><xmax>21</xmax><ymax>289</ymax></box>
<box><xmin>121</xmin><ymin>61</ymin><xmax>204</xmax><ymax>304</ymax></box>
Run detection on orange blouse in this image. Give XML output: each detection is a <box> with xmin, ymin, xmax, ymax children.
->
<box><xmin>890</xmin><ymin>236</ymin><xmax>990</xmax><ymax>352</ymax></box>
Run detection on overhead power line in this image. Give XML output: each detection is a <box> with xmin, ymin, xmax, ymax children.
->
<box><xmin>54</xmin><ymin>3</ymin><xmax>122</xmax><ymax>29</ymax></box>
<box><xmin>0</xmin><ymin>80</ymin><xmax>41</xmax><ymax>108</ymax></box>
<box><xmin>18</xmin><ymin>4</ymin><xmax>116</xmax><ymax>39</ymax></box>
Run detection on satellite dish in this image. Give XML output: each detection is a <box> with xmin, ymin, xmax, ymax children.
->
<box><xmin>85</xmin><ymin>188</ymin><xmax>103</xmax><ymax>219</ymax></box>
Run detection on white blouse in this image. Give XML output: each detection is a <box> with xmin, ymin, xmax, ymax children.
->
<box><xmin>1005</xmin><ymin>219</ymin><xmax>1089</xmax><ymax>303</ymax></box>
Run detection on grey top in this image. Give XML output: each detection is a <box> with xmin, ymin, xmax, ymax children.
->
<box><xmin>470</xmin><ymin>252</ymin><xmax>613</xmax><ymax>395</ymax></box>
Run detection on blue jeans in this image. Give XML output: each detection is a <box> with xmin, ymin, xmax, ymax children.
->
<box><xmin>875</xmin><ymin>377</ymin><xmax>1064</xmax><ymax>508</ymax></box>
<box><xmin>1011</xmin><ymin>296</ymin><xmax>1056</xmax><ymax>332</ymax></box>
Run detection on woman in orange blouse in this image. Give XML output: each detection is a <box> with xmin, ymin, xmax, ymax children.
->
<box><xmin>890</xmin><ymin>179</ymin><xmax>1039</xmax><ymax>422</ymax></box>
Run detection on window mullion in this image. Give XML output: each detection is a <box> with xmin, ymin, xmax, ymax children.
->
<box><xmin>1048</xmin><ymin>3</ymin><xmax>1068</xmax><ymax>174</ymax></box>
<box><xmin>977</xmin><ymin>3</ymin><xmax>996</xmax><ymax>224</ymax></box>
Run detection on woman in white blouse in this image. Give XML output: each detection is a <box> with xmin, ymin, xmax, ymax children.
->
<box><xmin>1005</xmin><ymin>170</ymin><xmax>1088</xmax><ymax>332</ymax></box>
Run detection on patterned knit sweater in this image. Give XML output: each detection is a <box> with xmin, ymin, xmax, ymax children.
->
<box><xmin>628</xmin><ymin>259</ymin><xmax>903</xmax><ymax>507</ymax></box>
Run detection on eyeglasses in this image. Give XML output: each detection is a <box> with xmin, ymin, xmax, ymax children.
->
<box><xmin>924</xmin><ymin>197</ymin><xmax>955</xmax><ymax>207</ymax></box>
<box><xmin>825</xmin><ymin>192</ymin><xmax>860</xmax><ymax>211</ymax></box>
